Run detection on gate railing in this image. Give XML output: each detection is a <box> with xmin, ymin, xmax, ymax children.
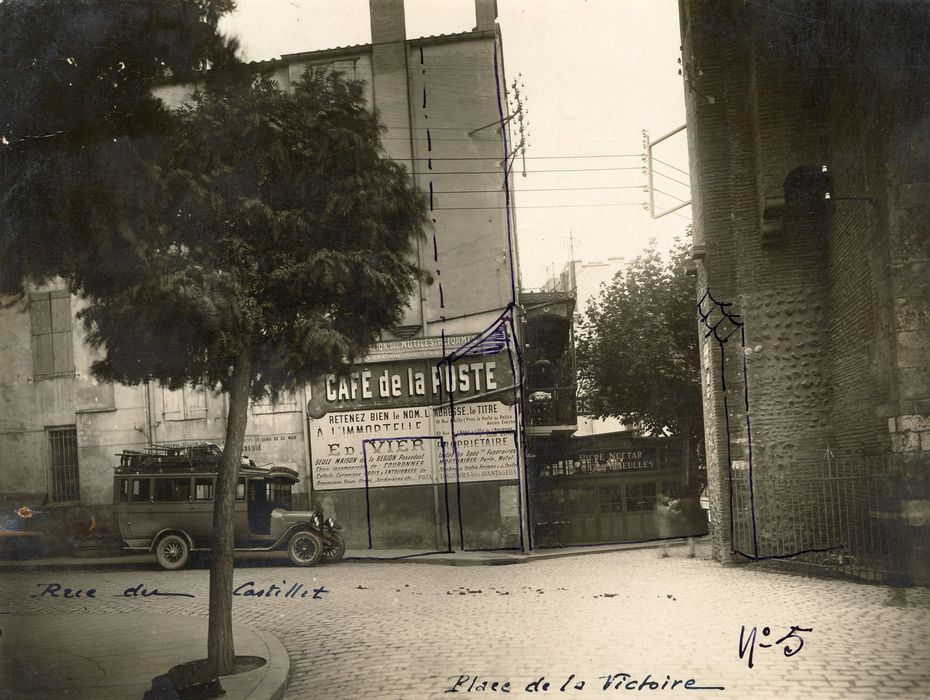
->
<box><xmin>729</xmin><ymin>455</ymin><xmax>902</xmax><ymax>581</ymax></box>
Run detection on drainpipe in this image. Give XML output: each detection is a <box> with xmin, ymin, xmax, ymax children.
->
<box><xmin>299</xmin><ymin>383</ymin><xmax>313</xmax><ymax>511</ymax></box>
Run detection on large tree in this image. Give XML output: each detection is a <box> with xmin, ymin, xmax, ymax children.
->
<box><xmin>2</xmin><ymin>1</ymin><xmax>425</xmax><ymax>675</ymax></box>
<box><xmin>576</xmin><ymin>237</ymin><xmax>704</xmax><ymax>493</ymax></box>
<box><xmin>80</xmin><ymin>68</ymin><xmax>425</xmax><ymax>673</ymax></box>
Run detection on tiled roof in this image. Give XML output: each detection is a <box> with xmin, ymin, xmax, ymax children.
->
<box><xmin>249</xmin><ymin>28</ymin><xmax>496</xmax><ymax>66</ymax></box>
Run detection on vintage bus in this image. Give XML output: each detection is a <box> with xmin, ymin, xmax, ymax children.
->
<box><xmin>114</xmin><ymin>443</ymin><xmax>343</xmax><ymax>570</ymax></box>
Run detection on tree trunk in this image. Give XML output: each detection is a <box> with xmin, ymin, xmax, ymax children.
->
<box><xmin>208</xmin><ymin>347</ymin><xmax>254</xmax><ymax>675</ymax></box>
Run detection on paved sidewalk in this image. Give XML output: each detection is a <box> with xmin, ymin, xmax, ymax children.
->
<box><xmin>0</xmin><ymin>613</ymin><xmax>288</xmax><ymax>699</ymax></box>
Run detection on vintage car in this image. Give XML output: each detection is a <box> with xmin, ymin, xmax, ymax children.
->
<box><xmin>113</xmin><ymin>443</ymin><xmax>344</xmax><ymax>570</ymax></box>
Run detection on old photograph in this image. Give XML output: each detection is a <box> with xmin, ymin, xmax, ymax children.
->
<box><xmin>1</xmin><ymin>1</ymin><xmax>928</xmax><ymax>698</ymax></box>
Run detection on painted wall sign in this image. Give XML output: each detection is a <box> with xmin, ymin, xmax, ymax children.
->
<box><xmin>310</xmin><ymin>401</ymin><xmax>518</xmax><ymax>490</ymax></box>
<box><xmin>362</xmin><ymin>335</ymin><xmax>474</xmax><ymax>362</ymax></box>
<box><xmin>307</xmin><ymin>351</ymin><xmax>516</xmax><ymax>418</ymax></box>
<box><xmin>576</xmin><ymin>448</ymin><xmax>659</xmax><ymax>473</ymax></box>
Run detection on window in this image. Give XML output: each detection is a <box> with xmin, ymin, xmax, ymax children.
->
<box><xmin>31</xmin><ymin>291</ymin><xmax>74</xmax><ymax>379</ymax></box>
<box><xmin>131</xmin><ymin>478</ymin><xmax>151</xmax><ymax>502</ymax></box>
<box><xmin>626</xmin><ymin>483</ymin><xmax>657</xmax><ymax>512</ymax></box>
<box><xmin>47</xmin><ymin>427</ymin><xmax>80</xmax><ymax>502</ymax></box>
<box><xmin>236</xmin><ymin>478</ymin><xmax>246</xmax><ymax>500</ymax></box>
<box><xmin>251</xmin><ymin>389</ymin><xmax>299</xmax><ymax>414</ymax></box>
<box><xmin>269</xmin><ymin>481</ymin><xmax>292</xmax><ymax>507</ymax></box>
<box><xmin>153</xmin><ymin>478</ymin><xmax>191</xmax><ymax>502</ymax></box>
<box><xmin>119</xmin><ymin>478</ymin><xmax>152</xmax><ymax>502</ymax></box>
<box><xmin>162</xmin><ymin>384</ymin><xmax>207</xmax><ymax>421</ymax></box>
<box><xmin>194</xmin><ymin>478</ymin><xmax>214</xmax><ymax>501</ymax></box>
<box><xmin>598</xmin><ymin>486</ymin><xmax>624</xmax><ymax>513</ymax></box>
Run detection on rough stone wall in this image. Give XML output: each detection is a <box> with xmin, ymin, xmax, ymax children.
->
<box><xmin>682</xmin><ymin>0</ymin><xmax>930</xmax><ymax>581</ymax></box>
<box><xmin>680</xmin><ymin>0</ymin><xmax>746</xmax><ymax>562</ymax></box>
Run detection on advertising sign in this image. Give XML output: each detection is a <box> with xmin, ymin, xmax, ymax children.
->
<box><xmin>575</xmin><ymin>448</ymin><xmax>659</xmax><ymax>473</ymax></box>
<box><xmin>309</xmin><ymin>401</ymin><xmax>518</xmax><ymax>490</ymax></box>
<box><xmin>307</xmin><ymin>352</ymin><xmax>515</xmax><ymax>418</ymax></box>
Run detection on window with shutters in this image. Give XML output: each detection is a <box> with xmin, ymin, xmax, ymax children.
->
<box><xmin>251</xmin><ymin>389</ymin><xmax>299</xmax><ymax>414</ymax></box>
<box><xmin>47</xmin><ymin>426</ymin><xmax>80</xmax><ymax>502</ymax></box>
<box><xmin>30</xmin><ymin>291</ymin><xmax>74</xmax><ymax>379</ymax></box>
<box><xmin>162</xmin><ymin>384</ymin><xmax>207</xmax><ymax>421</ymax></box>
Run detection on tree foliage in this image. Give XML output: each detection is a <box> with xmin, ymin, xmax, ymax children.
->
<box><xmin>81</xmin><ymin>69</ymin><xmax>424</xmax><ymax>398</ymax></box>
<box><xmin>576</xmin><ymin>237</ymin><xmax>702</xmax><ymax>447</ymax></box>
<box><xmin>0</xmin><ymin>0</ymin><xmax>238</xmax><ymax>295</ymax></box>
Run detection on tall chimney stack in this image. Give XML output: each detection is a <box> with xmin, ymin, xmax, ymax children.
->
<box><xmin>368</xmin><ymin>0</ymin><xmax>412</xmax><ymax>164</ymax></box>
<box><xmin>474</xmin><ymin>0</ymin><xmax>498</xmax><ymax>31</ymax></box>
<box><xmin>370</xmin><ymin>0</ymin><xmax>407</xmax><ymax>47</ymax></box>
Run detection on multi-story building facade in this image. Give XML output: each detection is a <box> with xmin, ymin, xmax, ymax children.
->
<box><xmin>680</xmin><ymin>0</ymin><xmax>930</xmax><ymax>583</ymax></box>
<box><xmin>0</xmin><ymin>0</ymin><xmax>531</xmax><ymax>554</ymax></box>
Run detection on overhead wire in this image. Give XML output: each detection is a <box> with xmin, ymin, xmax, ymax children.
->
<box><xmin>652</xmin><ymin>157</ymin><xmax>690</xmax><ymax>177</ymax></box>
<box><xmin>436</xmin><ymin>185</ymin><xmax>646</xmax><ymax>193</ymax></box>
<box><xmin>434</xmin><ymin>203</ymin><xmax>644</xmax><ymax>210</ymax></box>
<box><xmin>652</xmin><ymin>169</ymin><xmax>691</xmax><ymax>189</ymax></box>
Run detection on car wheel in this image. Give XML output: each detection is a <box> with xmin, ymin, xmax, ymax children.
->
<box><xmin>322</xmin><ymin>532</ymin><xmax>345</xmax><ymax>562</ymax></box>
<box><xmin>155</xmin><ymin>533</ymin><xmax>190</xmax><ymax>570</ymax></box>
<box><xmin>287</xmin><ymin>530</ymin><xmax>323</xmax><ymax>567</ymax></box>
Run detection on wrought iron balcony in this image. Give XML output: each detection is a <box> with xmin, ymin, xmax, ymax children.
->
<box><xmin>526</xmin><ymin>385</ymin><xmax>577</xmax><ymax>429</ymax></box>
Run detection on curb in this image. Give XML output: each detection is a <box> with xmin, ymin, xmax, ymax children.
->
<box><xmin>247</xmin><ymin>627</ymin><xmax>290</xmax><ymax>700</ymax></box>
<box><xmin>343</xmin><ymin>537</ymin><xmax>708</xmax><ymax>566</ymax></box>
<box><xmin>0</xmin><ymin>537</ymin><xmax>710</xmax><ymax>572</ymax></box>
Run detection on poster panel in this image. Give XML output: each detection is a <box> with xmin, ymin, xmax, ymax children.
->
<box><xmin>310</xmin><ymin>400</ymin><xmax>518</xmax><ymax>490</ymax></box>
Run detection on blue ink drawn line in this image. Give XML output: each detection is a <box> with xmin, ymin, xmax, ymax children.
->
<box><xmin>361</xmin><ymin>435</ymin><xmax>447</xmax><ymax>550</ymax></box>
<box><xmin>505</xmin><ymin>311</ymin><xmax>530</xmax><ymax>551</ymax></box>
<box><xmin>362</xmin><ymin>437</ymin><xmax>373</xmax><ymax>549</ymax></box>
<box><xmin>701</xmin><ymin>289</ymin><xmax>844</xmax><ymax>561</ymax></box>
<box><xmin>492</xmin><ymin>42</ymin><xmax>516</xmax><ymax>305</ymax></box>
<box><xmin>442</xmin><ymin>309</ymin><xmax>511</xmax><ymax>362</ymax></box>
<box><xmin>439</xmin><ymin>437</ymin><xmax>453</xmax><ymax>552</ymax></box>
<box><xmin>437</xmin><ymin>313</ymin><xmax>525</xmax><ymax>552</ymax></box>
<box><xmin>734</xmin><ymin>544</ymin><xmax>844</xmax><ymax>562</ymax></box>
<box><xmin>740</xmin><ymin>324</ymin><xmax>759</xmax><ymax>558</ymax></box>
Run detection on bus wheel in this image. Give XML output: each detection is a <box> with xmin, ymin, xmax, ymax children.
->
<box><xmin>155</xmin><ymin>534</ymin><xmax>190</xmax><ymax>570</ymax></box>
<box><xmin>287</xmin><ymin>531</ymin><xmax>323</xmax><ymax>567</ymax></box>
<box><xmin>322</xmin><ymin>532</ymin><xmax>346</xmax><ymax>563</ymax></box>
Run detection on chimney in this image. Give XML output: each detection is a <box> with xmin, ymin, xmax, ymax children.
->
<box><xmin>474</xmin><ymin>0</ymin><xmax>498</xmax><ymax>31</ymax></box>
<box><xmin>370</xmin><ymin>0</ymin><xmax>406</xmax><ymax>46</ymax></box>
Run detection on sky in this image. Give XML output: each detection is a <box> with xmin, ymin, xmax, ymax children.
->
<box><xmin>220</xmin><ymin>0</ymin><xmax>691</xmax><ymax>290</ymax></box>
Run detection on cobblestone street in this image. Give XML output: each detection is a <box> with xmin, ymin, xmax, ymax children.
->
<box><xmin>1</xmin><ymin>543</ymin><xmax>928</xmax><ymax>699</ymax></box>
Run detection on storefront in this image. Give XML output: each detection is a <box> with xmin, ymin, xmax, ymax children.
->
<box><xmin>306</xmin><ymin>321</ymin><xmax>526</xmax><ymax>552</ymax></box>
<box><xmin>528</xmin><ymin>432</ymin><xmax>706</xmax><ymax>546</ymax></box>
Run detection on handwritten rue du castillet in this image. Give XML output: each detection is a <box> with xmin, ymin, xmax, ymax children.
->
<box><xmin>29</xmin><ymin>580</ymin><xmax>330</xmax><ymax>601</ymax></box>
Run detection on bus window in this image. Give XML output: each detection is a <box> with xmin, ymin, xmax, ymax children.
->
<box><xmin>249</xmin><ymin>479</ymin><xmax>268</xmax><ymax>503</ymax></box>
<box><xmin>194</xmin><ymin>478</ymin><xmax>214</xmax><ymax>501</ymax></box>
<box><xmin>118</xmin><ymin>479</ymin><xmax>130</xmax><ymax>502</ymax></box>
<box><xmin>154</xmin><ymin>478</ymin><xmax>191</xmax><ymax>502</ymax></box>
<box><xmin>236</xmin><ymin>478</ymin><xmax>246</xmax><ymax>500</ymax></box>
<box><xmin>131</xmin><ymin>478</ymin><xmax>151</xmax><ymax>502</ymax></box>
<box><xmin>269</xmin><ymin>480</ymin><xmax>292</xmax><ymax>508</ymax></box>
